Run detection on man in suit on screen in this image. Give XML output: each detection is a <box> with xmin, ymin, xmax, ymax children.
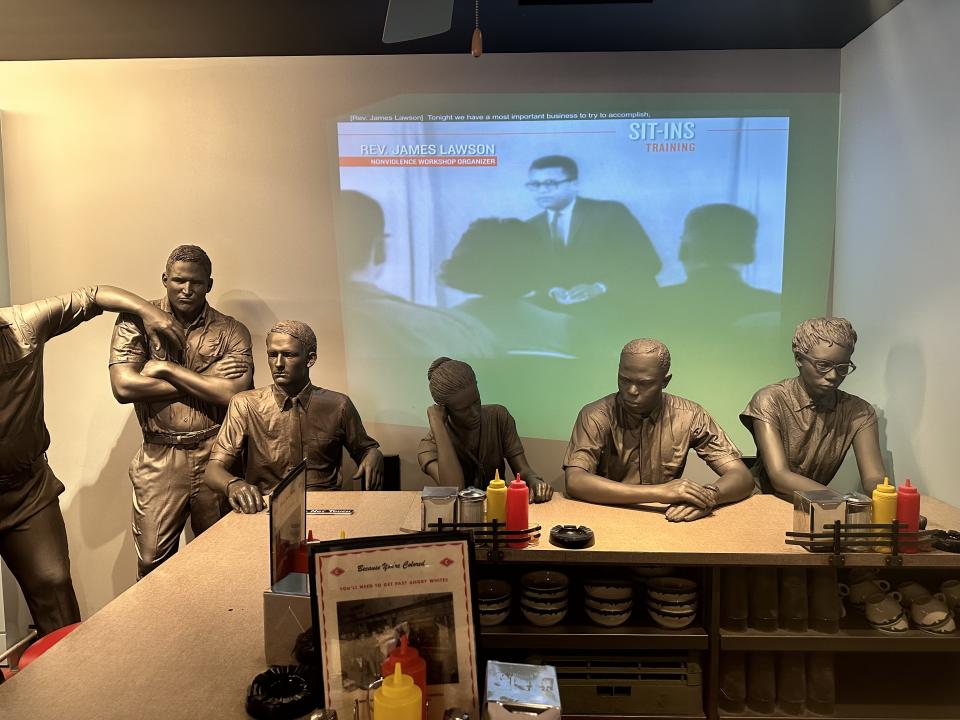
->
<box><xmin>524</xmin><ymin>155</ymin><xmax>662</xmax><ymax>310</ymax></box>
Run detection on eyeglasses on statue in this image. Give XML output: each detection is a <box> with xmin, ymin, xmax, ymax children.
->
<box><xmin>796</xmin><ymin>352</ymin><xmax>857</xmax><ymax>377</ymax></box>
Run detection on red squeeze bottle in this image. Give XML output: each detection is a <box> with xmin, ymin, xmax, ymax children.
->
<box><xmin>291</xmin><ymin>530</ymin><xmax>315</xmax><ymax>574</ymax></box>
<box><xmin>505</xmin><ymin>473</ymin><xmax>530</xmax><ymax>548</ymax></box>
<box><xmin>380</xmin><ymin>634</ymin><xmax>427</xmax><ymax>720</ymax></box>
<box><xmin>896</xmin><ymin>478</ymin><xmax>921</xmax><ymax>553</ymax></box>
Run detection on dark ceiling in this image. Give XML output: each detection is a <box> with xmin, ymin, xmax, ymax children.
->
<box><xmin>0</xmin><ymin>0</ymin><xmax>902</xmax><ymax>62</ymax></box>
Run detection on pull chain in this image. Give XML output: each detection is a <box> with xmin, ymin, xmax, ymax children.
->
<box><xmin>471</xmin><ymin>0</ymin><xmax>483</xmax><ymax>57</ymax></box>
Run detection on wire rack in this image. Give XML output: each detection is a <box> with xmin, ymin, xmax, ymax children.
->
<box><xmin>785</xmin><ymin>519</ymin><xmax>933</xmax><ymax>566</ymax></box>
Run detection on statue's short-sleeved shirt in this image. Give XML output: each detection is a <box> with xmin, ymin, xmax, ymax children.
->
<box><xmin>1</xmin><ymin>288</ymin><xmax>103</xmax><ymax>478</ymax></box>
<box><xmin>1</xmin><ymin>288</ymin><xmax>103</xmax><ymax>529</ymax></box>
<box><xmin>740</xmin><ymin>376</ymin><xmax>878</xmax><ymax>500</ymax></box>
<box><xmin>210</xmin><ymin>383</ymin><xmax>379</xmax><ymax>492</ymax></box>
<box><xmin>417</xmin><ymin>404</ymin><xmax>525</xmax><ymax>489</ymax></box>
<box><xmin>563</xmin><ymin>393</ymin><xmax>741</xmax><ymax>485</ymax></box>
<box><xmin>109</xmin><ymin>297</ymin><xmax>252</xmax><ymax>437</ymax></box>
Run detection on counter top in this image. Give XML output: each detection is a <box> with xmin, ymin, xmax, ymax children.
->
<box><xmin>482</xmin><ymin>492</ymin><xmax>960</xmax><ymax>566</ymax></box>
<box><xmin>0</xmin><ymin>492</ymin><xmax>421</xmax><ymax>720</ymax></box>
<box><xmin>2</xmin><ymin>490</ymin><xmax>958</xmax><ymax>719</ymax></box>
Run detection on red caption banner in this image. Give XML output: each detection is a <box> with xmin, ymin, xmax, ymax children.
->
<box><xmin>340</xmin><ymin>156</ymin><xmax>498</xmax><ymax>167</ymax></box>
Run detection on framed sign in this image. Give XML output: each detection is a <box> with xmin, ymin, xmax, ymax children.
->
<box><xmin>308</xmin><ymin>532</ymin><xmax>479</xmax><ymax>718</ymax></box>
<box><xmin>269</xmin><ymin>460</ymin><xmax>307</xmax><ymax>587</ymax></box>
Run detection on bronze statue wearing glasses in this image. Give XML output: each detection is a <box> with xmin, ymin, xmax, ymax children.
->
<box><xmin>740</xmin><ymin>317</ymin><xmax>886</xmax><ymax>500</ymax></box>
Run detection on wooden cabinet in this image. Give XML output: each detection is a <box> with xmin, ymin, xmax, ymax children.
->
<box><xmin>470</xmin><ymin>495</ymin><xmax>960</xmax><ymax>719</ymax></box>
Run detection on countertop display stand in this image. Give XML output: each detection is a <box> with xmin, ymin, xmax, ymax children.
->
<box><xmin>421</xmin><ymin>500</ymin><xmax>960</xmax><ymax>720</ymax></box>
<box><xmin>2</xmin><ymin>492</ymin><xmax>959</xmax><ymax>720</ymax></box>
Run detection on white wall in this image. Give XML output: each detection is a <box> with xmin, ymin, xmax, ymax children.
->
<box><xmin>835</xmin><ymin>0</ymin><xmax>960</xmax><ymax>505</ymax></box>
<box><xmin>0</xmin><ymin>115</ymin><xmax>12</xmax><ymax>652</ymax></box>
<box><xmin>0</xmin><ymin>51</ymin><xmax>839</xmax><ymax>621</ymax></box>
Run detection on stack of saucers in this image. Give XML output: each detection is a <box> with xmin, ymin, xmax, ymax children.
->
<box><xmin>476</xmin><ymin>579</ymin><xmax>512</xmax><ymax>626</ymax></box>
<box><xmin>520</xmin><ymin>570</ymin><xmax>569</xmax><ymax>627</ymax></box>
<box><xmin>646</xmin><ymin>577</ymin><xmax>698</xmax><ymax>629</ymax></box>
<box><xmin>584</xmin><ymin>578</ymin><xmax>634</xmax><ymax>627</ymax></box>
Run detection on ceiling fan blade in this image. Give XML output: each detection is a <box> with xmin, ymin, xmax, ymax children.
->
<box><xmin>382</xmin><ymin>0</ymin><xmax>455</xmax><ymax>43</ymax></box>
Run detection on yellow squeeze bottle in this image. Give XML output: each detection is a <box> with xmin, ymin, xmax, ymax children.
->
<box><xmin>373</xmin><ymin>663</ymin><xmax>422</xmax><ymax>720</ymax></box>
<box><xmin>872</xmin><ymin>476</ymin><xmax>898</xmax><ymax>553</ymax></box>
<box><xmin>485</xmin><ymin>470</ymin><xmax>508</xmax><ymax>527</ymax></box>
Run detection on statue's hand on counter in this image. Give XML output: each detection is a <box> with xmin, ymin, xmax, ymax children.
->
<box><xmin>665</xmin><ymin>503</ymin><xmax>712</xmax><ymax>522</ymax></box>
<box><xmin>354</xmin><ymin>448</ymin><xmax>384</xmax><ymax>490</ymax></box>
<box><xmin>656</xmin><ymin>479</ymin><xmax>713</xmax><ymax>509</ymax></box>
<box><xmin>227</xmin><ymin>478</ymin><xmax>265</xmax><ymax>514</ymax></box>
<box><xmin>527</xmin><ymin>477</ymin><xmax>554</xmax><ymax>504</ymax></box>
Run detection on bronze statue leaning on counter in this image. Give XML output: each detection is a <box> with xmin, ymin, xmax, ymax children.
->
<box><xmin>1</xmin><ymin>285</ymin><xmax>185</xmax><ymax>635</ymax></box>
<box><xmin>204</xmin><ymin>320</ymin><xmax>383</xmax><ymax>514</ymax></box>
<box><xmin>740</xmin><ymin>316</ymin><xmax>886</xmax><ymax>501</ymax></box>
<box><xmin>418</xmin><ymin>357</ymin><xmax>553</xmax><ymax>503</ymax></box>
<box><xmin>563</xmin><ymin>338</ymin><xmax>754</xmax><ymax>521</ymax></box>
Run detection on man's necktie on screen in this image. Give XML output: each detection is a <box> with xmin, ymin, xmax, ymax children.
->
<box><xmin>550</xmin><ymin>210</ymin><xmax>563</xmax><ymax>243</ymax></box>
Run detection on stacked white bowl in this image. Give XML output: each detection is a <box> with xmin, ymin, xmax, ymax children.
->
<box><xmin>519</xmin><ymin>570</ymin><xmax>569</xmax><ymax>627</ymax></box>
<box><xmin>476</xmin><ymin>579</ymin><xmax>512</xmax><ymax>626</ymax></box>
<box><xmin>645</xmin><ymin>577</ymin><xmax>698</xmax><ymax>629</ymax></box>
<box><xmin>583</xmin><ymin>579</ymin><xmax>634</xmax><ymax>627</ymax></box>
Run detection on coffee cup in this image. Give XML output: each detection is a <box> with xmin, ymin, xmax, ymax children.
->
<box><xmin>846</xmin><ymin>567</ymin><xmax>880</xmax><ymax>585</ymax></box>
<box><xmin>940</xmin><ymin>580</ymin><xmax>960</xmax><ymax>611</ymax></box>
<box><xmin>864</xmin><ymin>591</ymin><xmax>908</xmax><ymax>632</ymax></box>
<box><xmin>910</xmin><ymin>593</ymin><xmax>952</xmax><ymax>630</ymax></box>
<box><xmin>840</xmin><ymin>578</ymin><xmax>891</xmax><ymax>606</ymax></box>
<box><xmin>896</xmin><ymin>580</ymin><xmax>930</xmax><ymax>607</ymax></box>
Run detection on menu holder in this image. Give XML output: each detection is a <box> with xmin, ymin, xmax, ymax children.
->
<box><xmin>308</xmin><ymin>531</ymin><xmax>480</xmax><ymax>719</ymax></box>
<box><xmin>269</xmin><ymin>459</ymin><xmax>308</xmax><ymax>589</ymax></box>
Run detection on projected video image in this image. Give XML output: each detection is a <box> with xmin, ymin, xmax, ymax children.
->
<box><xmin>335</xmin><ymin>112</ymin><xmax>791</xmax><ymax>437</ymax></box>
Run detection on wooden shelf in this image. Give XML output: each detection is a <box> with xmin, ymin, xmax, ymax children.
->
<box><xmin>719</xmin><ymin>621</ymin><xmax>960</xmax><ymax>653</ymax></box>
<box><xmin>480</xmin><ymin>620</ymin><xmax>708</xmax><ymax>650</ymax></box>
<box><xmin>719</xmin><ymin>706</ymin><xmax>960</xmax><ymax>720</ymax></box>
<box><xmin>564</xmin><ymin>715</ymin><xmax>704</xmax><ymax>720</ymax></box>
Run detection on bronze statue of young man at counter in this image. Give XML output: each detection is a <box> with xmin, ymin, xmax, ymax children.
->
<box><xmin>205</xmin><ymin>320</ymin><xmax>384</xmax><ymax>513</ymax></box>
<box><xmin>109</xmin><ymin>245</ymin><xmax>254</xmax><ymax>578</ymax></box>
<box><xmin>564</xmin><ymin>338</ymin><xmax>754</xmax><ymax>521</ymax></box>
<box><xmin>740</xmin><ymin>317</ymin><xmax>886</xmax><ymax>501</ymax></box>
<box><xmin>1</xmin><ymin>285</ymin><xmax>185</xmax><ymax>635</ymax></box>
<box><xmin>417</xmin><ymin>356</ymin><xmax>553</xmax><ymax>502</ymax></box>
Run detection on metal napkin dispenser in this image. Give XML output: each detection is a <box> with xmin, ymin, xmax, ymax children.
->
<box><xmin>421</xmin><ymin>486</ymin><xmax>459</xmax><ymax>530</ymax></box>
<box><xmin>842</xmin><ymin>492</ymin><xmax>872</xmax><ymax>525</ymax></box>
<box><xmin>793</xmin><ymin>488</ymin><xmax>847</xmax><ymax>539</ymax></box>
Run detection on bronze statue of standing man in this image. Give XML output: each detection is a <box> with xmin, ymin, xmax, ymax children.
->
<box><xmin>1</xmin><ymin>285</ymin><xmax>184</xmax><ymax>635</ymax></box>
<box><xmin>109</xmin><ymin>246</ymin><xmax>253</xmax><ymax>578</ymax></box>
